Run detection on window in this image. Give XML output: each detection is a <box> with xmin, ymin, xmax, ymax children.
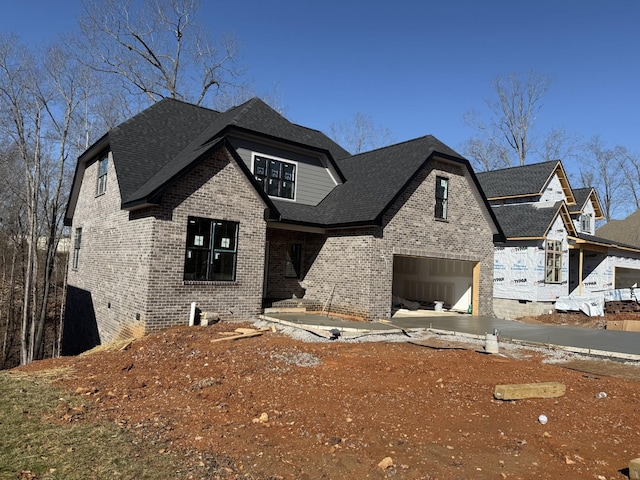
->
<box><xmin>435</xmin><ymin>176</ymin><xmax>448</xmax><ymax>220</ymax></box>
<box><xmin>253</xmin><ymin>156</ymin><xmax>296</xmax><ymax>199</ymax></box>
<box><xmin>545</xmin><ymin>240</ymin><xmax>562</xmax><ymax>283</ymax></box>
<box><xmin>285</xmin><ymin>243</ymin><xmax>302</xmax><ymax>278</ymax></box>
<box><xmin>184</xmin><ymin>217</ymin><xmax>239</xmax><ymax>281</ymax></box>
<box><xmin>581</xmin><ymin>214</ymin><xmax>591</xmax><ymax>233</ymax></box>
<box><xmin>72</xmin><ymin>227</ymin><xmax>82</xmax><ymax>269</ymax></box>
<box><xmin>96</xmin><ymin>155</ymin><xmax>108</xmax><ymax>195</ymax></box>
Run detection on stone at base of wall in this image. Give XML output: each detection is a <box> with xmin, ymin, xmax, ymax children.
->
<box><xmin>493</xmin><ymin>298</ymin><xmax>555</xmax><ymax>320</ymax></box>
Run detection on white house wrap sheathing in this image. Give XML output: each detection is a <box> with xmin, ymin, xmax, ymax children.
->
<box><xmin>493</xmin><ymin>214</ymin><xmax>569</xmax><ymax>302</ymax></box>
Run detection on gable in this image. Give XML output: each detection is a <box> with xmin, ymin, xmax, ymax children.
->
<box><xmin>477</xmin><ymin>160</ymin><xmax>576</xmax><ymax>205</ymax></box>
<box><xmin>492</xmin><ymin>202</ymin><xmax>576</xmax><ymax>240</ymax></box>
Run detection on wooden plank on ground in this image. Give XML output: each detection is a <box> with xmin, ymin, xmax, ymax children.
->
<box><xmin>210</xmin><ymin>331</ymin><xmax>264</xmax><ymax>343</ymax></box>
<box><xmin>494</xmin><ymin>382</ymin><xmax>566</xmax><ymax>400</ymax></box>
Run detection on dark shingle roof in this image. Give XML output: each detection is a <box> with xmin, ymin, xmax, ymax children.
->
<box><xmin>67</xmin><ymin>97</ymin><xmax>501</xmax><ymax>236</ymax></box>
<box><xmin>109</xmin><ymin>97</ymin><xmax>349</xmax><ymax>206</ymax></box>
<box><xmin>491</xmin><ymin>202</ymin><xmax>563</xmax><ymax>238</ymax></box>
<box><xmin>477</xmin><ymin>161</ymin><xmax>559</xmax><ymax>199</ymax></box>
<box><xmin>109</xmin><ymin>99</ymin><xmax>220</xmax><ymax>206</ymax></box>
<box><xmin>272</xmin><ymin>136</ymin><xmax>470</xmax><ymax>227</ymax></box>
<box><xmin>572</xmin><ymin>187</ymin><xmax>592</xmax><ymax>210</ymax></box>
<box><xmin>596</xmin><ymin>209</ymin><xmax>640</xmax><ymax>248</ymax></box>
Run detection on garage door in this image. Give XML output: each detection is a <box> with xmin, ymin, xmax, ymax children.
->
<box><xmin>392</xmin><ymin>255</ymin><xmax>476</xmax><ymax>312</ymax></box>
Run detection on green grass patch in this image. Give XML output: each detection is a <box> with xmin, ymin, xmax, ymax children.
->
<box><xmin>0</xmin><ymin>372</ymin><xmax>181</xmax><ymax>480</ymax></box>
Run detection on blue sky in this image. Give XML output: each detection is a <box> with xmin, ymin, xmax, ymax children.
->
<box><xmin>2</xmin><ymin>1</ymin><xmax>640</xmax><ymax>178</ymax></box>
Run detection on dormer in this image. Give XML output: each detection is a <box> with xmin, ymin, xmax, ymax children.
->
<box><xmin>569</xmin><ymin>187</ymin><xmax>604</xmax><ymax>236</ymax></box>
<box><xmin>225</xmin><ymin>133</ymin><xmax>344</xmax><ymax>206</ymax></box>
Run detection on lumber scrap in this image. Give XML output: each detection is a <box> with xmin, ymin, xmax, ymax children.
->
<box><xmin>494</xmin><ymin>382</ymin><xmax>566</xmax><ymax>400</ymax></box>
<box><xmin>210</xmin><ymin>331</ymin><xmax>264</xmax><ymax>343</ymax></box>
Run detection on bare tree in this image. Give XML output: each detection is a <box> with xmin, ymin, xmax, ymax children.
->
<box><xmin>537</xmin><ymin>127</ymin><xmax>581</xmax><ymax>163</ymax></box>
<box><xmin>616</xmin><ymin>147</ymin><xmax>640</xmax><ymax>210</ymax></box>
<box><xmin>77</xmin><ymin>0</ymin><xmax>241</xmax><ymax>107</ymax></box>
<box><xmin>329</xmin><ymin>112</ymin><xmax>394</xmax><ymax>154</ymax></box>
<box><xmin>0</xmin><ymin>35</ymin><xmax>85</xmax><ymax>365</ymax></box>
<box><xmin>580</xmin><ymin>136</ymin><xmax>627</xmax><ymax>222</ymax></box>
<box><xmin>463</xmin><ymin>71</ymin><xmax>552</xmax><ymax>168</ymax></box>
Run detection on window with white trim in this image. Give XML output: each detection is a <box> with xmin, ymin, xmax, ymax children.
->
<box><xmin>253</xmin><ymin>155</ymin><xmax>296</xmax><ymax>199</ymax></box>
<box><xmin>580</xmin><ymin>213</ymin><xmax>591</xmax><ymax>233</ymax></box>
<box><xmin>545</xmin><ymin>240</ymin><xmax>562</xmax><ymax>283</ymax></box>
<box><xmin>184</xmin><ymin>217</ymin><xmax>238</xmax><ymax>281</ymax></box>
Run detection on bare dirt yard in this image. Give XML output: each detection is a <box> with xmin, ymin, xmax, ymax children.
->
<box><xmin>13</xmin><ymin>315</ymin><xmax>640</xmax><ymax>480</ymax></box>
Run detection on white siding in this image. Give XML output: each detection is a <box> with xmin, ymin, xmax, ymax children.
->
<box><xmin>539</xmin><ymin>174</ymin><xmax>567</xmax><ymax>204</ymax></box>
<box><xmin>493</xmin><ymin>215</ymin><xmax>569</xmax><ymax>302</ymax></box>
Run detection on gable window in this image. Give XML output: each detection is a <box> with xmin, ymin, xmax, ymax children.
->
<box><xmin>545</xmin><ymin>239</ymin><xmax>562</xmax><ymax>283</ymax></box>
<box><xmin>253</xmin><ymin>155</ymin><xmax>296</xmax><ymax>200</ymax></box>
<box><xmin>96</xmin><ymin>155</ymin><xmax>108</xmax><ymax>195</ymax></box>
<box><xmin>72</xmin><ymin>227</ymin><xmax>82</xmax><ymax>269</ymax></box>
<box><xmin>285</xmin><ymin>243</ymin><xmax>302</xmax><ymax>278</ymax></box>
<box><xmin>184</xmin><ymin>217</ymin><xmax>238</xmax><ymax>281</ymax></box>
<box><xmin>580</xmin><ymin>214</ymin><xmax>591</xmax><ymax>233</ymax></box>
<box><xmin>435</xmin><ymin>176</ymin><xmax>449</xmax><ymax>220</ymax></box>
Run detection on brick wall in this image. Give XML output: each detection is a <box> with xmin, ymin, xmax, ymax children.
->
<box><xmin>65</xmin><ymin>151</ymin><xmax>153</xmax><ymax>347</ymax></box>
<box><xmin>144</xmin><ymin>148</ymin><xmax>266</xmax><ymax>331</ymax></box>
<box><xmin>286</xmin><ymin>158</ymin><xmax>496</xmax><ymax>321</ymax></box>
<box><xmin>65</xmin><ymin>146</ymin><xmax>266</xmax><ymax>348</ymax></box>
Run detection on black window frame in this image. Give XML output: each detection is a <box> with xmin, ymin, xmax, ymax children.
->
<box><xmin>184</xmin><ymin>217</ymin><xmax>239</xmax><ymax>282</ymax></box>
<box><xmin>96</xmin><ymin>155</ymin><xmax>108</xmax><ymax>196</ymax></box>
<box><xmin>435</xmin><ymin>176</ymin><xmax>449</xmax><ymax>220</ymax></box>
<box><xmin>253</xmin><ymin>155</ymin><xmax>296</xmax><ymax>200</ymax></box>
<box><xmin>285</xmin><ymin>243</ymin><xmax>302</xmax><ymax>278</ymax></box>
<box><xmin>72</xmin><ymin>227</ymin><xmax>82</xmax><ymax>269</ymax></box>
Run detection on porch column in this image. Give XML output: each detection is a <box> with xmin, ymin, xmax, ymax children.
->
<box><xmin>578</xmin><ymin>248</ymin><xmax>584</xmax><ymax>296</ymax></box>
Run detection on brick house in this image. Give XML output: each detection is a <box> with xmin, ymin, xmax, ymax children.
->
<box><xmin>63</xmin><ymin>98</ymin><xmax>503</xmax><ymax>352</ymax></box>
<box><xmin>477</xmin><ymin>160</ymin><xmax>640</xmax><ymax>319</ymax></box>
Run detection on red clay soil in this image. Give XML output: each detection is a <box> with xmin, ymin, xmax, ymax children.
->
<box><xmin>13</xmin><ymin>321</ymin><xmax>640</xmax><ymax>480</ymax></box>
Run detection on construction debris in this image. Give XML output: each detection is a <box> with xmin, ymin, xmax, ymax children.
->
<box><xmin>494</xmin><ymin>382</ymin><xmax>566</xmax><ymax>400</ymax></box>
<box><xmin>209</xmin><ymin>327</ymin><xmax>272</xmax><ymax>343</ymax></box>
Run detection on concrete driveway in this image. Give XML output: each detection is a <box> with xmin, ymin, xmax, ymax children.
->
<box><xmin>261</xmin><ymin>311</ymin><xmax>640</xmax><ymax>360</ymax></box>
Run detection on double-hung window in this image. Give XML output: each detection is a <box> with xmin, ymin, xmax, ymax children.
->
<box><xmin>184</xmin><ymin>217</ymin><xmax>239</xmax><ymax>281</ymax></box>
<box><xmin>435</xmin><ymin>176</ymin><xmax>449</xmax><ymax>220</ymax></box>
<box><xmin>254</xmin><ymin>155</ymin><xmax>296</xmax><ymax>200</ymax></box>
<box><xmin>580</xmin><ymin>214</ymin><xmax>591</xmax><ymax>233</ymax></box>
<box><xmin>545</xmin><ymin>240</ymin><xmax>562</xmax><ymax>283</ymax></box>
<box><xmin>96</xmin><ymin>155</ymin><xmax>108</xmax><ymax>195</ymax></box>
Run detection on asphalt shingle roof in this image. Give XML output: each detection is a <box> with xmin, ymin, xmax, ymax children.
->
<box><xmin>571</xmin><ymin>187</ymin><xmax>592</xmax><ymax>210</ymax></box>
<box><xmin>109</xmin><ymin>99</ymin><xmax>220</xmax><ymax>205</ymax></box>
<box><xmin>110</xmin><ymin>97</ymin><xmax>349</xmax><ymax>206</ymax></box>
<box><xmin>69</xmin><ymin>97</ymin><xmax>501</xmax><ymax>235</ymax></box>
<box><xmin>268</xmin><ymin>136</ymin><xmax>469</xmax><ymax>227</ymax></box>
<box><xmin>476</xmin><ymin>161</ymin><xmax>559</xmax><ymax>199</ymax></box>
<box><xmin>596</xmin><ymin>210</ymin><xmax>640</xmax><ymax>248</ymax></box>
<box><xmin>491</xmin><ymin>202</ymin><xmax>563</xmax><ymax>238</ymax></box>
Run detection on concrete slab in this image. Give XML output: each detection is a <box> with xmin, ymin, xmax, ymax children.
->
<box><xmin>261</xmin><ymin>311</ymin><xmax>640</xmax><ymax>360</ymax></box>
